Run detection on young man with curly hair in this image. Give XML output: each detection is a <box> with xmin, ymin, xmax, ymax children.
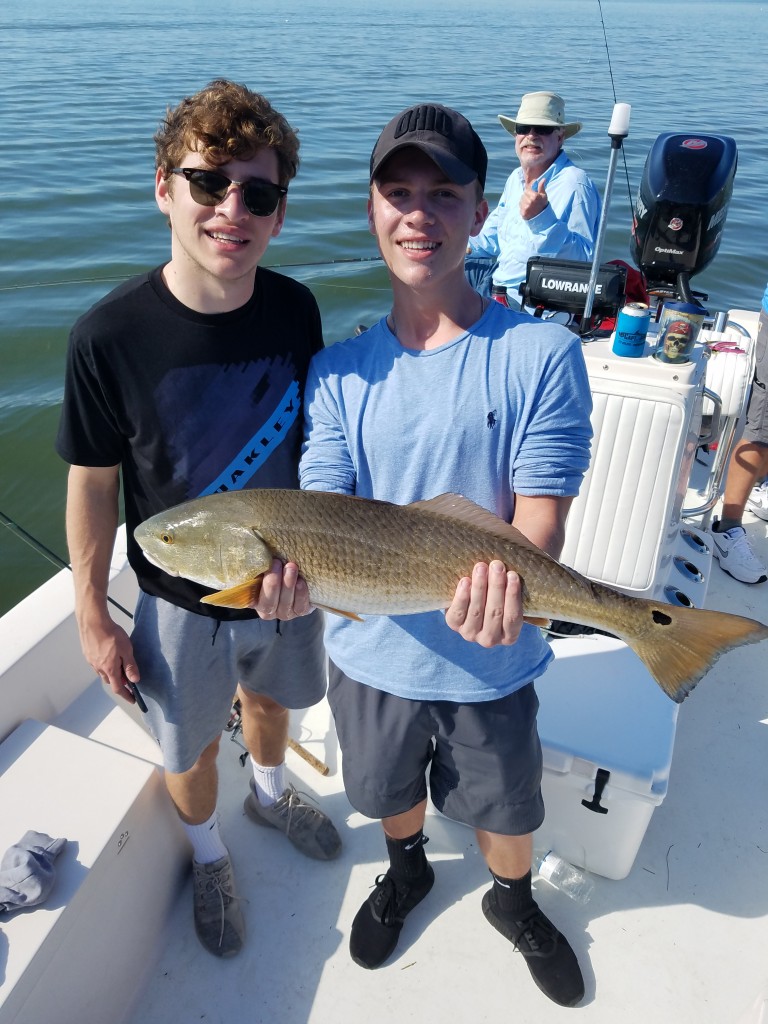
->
<box><xmin>57</xmin><ymin>79</ymin><xmax>340</xmax><ymax>959</ymax></box>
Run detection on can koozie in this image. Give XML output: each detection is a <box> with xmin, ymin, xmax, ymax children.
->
<box><xmin>612</xmin><ymin>303</ymin><xmax>651</xmax><ymax>357</ymax></box>
<box><xmin>654</xmin><ymin>301</ymin><xmax>707</xmax><ymax>363</ymax></box>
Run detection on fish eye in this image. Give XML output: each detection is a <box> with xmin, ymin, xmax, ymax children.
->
<box><xmin>161</xmin><ymin>533</ymin><xmax>173</xmax><ymax>545</ymax></box>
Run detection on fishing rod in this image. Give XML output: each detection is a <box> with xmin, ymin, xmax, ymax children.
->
<box><xmin>1</xmin><ymin>508</ymin><xmax>133</xmax><ymax>619</ymax></box>
<box><xmin>1</xmin><ymin>507</ymin><xmax>332</xmax><ymax>771</ymax></box>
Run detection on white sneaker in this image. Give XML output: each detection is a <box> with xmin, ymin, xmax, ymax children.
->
<box><xmin>711</xmin><ymin>521</ymin><xmax>768</xmax><ymax>584</ymax></box>
<box><xmin>746</xmin><ymin>481</ymin><xmax>768</xmax><ymax>522</ymax></box>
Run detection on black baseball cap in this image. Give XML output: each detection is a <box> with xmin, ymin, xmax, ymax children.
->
<box><xmin>370</xmin><ymin>103</ymin><xmax>487</xmax><ymax>189</ymax></box>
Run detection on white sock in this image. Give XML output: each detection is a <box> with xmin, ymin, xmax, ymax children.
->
<box><xmin>250</xmin><ymin>757</ymin><xmax>286</xmax><ymax>806</ymax></box>
<box><xmin>182</xmin><ymin>810</ymin><xmax>228</xmax><ymax>865</ymax></box>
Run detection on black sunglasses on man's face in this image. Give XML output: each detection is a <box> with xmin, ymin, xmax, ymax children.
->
<box><xmin>514</xmin><ymin>125</ymin><xmax>559</xmax><ymax>137</ymax></box>
<box><xmin>169</xmin><ymin>168</ymin><xmax>287</xmax><ymax>217</ymax></box>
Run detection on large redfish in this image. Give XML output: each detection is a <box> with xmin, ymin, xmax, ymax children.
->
<box><xmin>134</xmin><ymin>489</ymin><xmax>768</xmax><ymax>704</ymax></box>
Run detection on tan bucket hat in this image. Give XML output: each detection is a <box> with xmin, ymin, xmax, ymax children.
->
<box><xmin>498</xmin><ymin>91</ymin><xmax>582</xmax><ymax>140</ymax></box>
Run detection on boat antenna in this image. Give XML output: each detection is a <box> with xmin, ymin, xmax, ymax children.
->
<box><xmin>596</xmin><ymin>0</ymin><xmax>635</xmax><ymax>210</ymax></box>
<box><xmin>580</xmin><ymin>0</ymin><xmax>636</xmax><ymax>336</ymax></box>
<box><xmin>0</xmin><ymin>508</ymin><xmax>133</xmax><ymax>619</ymax></box>
<box><xmin>580</xmin><ymin>102</ymin><xmax>631</xmax><ymax>335</ymax></box>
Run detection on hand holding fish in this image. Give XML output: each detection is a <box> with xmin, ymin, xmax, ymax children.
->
<box><xmin>249</xmin><ymin>558</ymin><xmax>313</xmax><ymax>620</ymax></box>
<box><xmin>445</xmin><ymin>560</ymin><xmax>524</xmax><ymax>647</ymax></box>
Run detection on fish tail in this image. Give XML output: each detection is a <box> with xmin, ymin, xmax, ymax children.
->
<box><xmin>624</xmin><ymin>604</ymin><xmax>768</xmax><ymax>703</ymax></box>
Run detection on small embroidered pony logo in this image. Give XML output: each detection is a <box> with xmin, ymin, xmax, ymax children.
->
<box><xmin>487</xmin><ymin>410</ymin><xmax>497</xmax><ymax>429</ymax></box>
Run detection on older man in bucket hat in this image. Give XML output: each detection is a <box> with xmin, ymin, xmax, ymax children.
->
<box><xmin>467</xmin><ymin>91</ymin><xmax>601</xmax><ymax>305</ymax></box>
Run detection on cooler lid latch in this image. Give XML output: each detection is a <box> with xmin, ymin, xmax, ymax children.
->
<box><xmin>581</xmin><ymin>767</ymin><xmax>611</xmax><ymax>814</ymax></box>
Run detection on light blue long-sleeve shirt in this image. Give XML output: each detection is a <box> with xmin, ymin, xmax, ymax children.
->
<box><xmin>469</xmin><ymin>150</ymin><xmax>601</xmax><ymax>293</ymax></box>
<box><xmin>300</xmin><ymin>302</ymin><xmax>593</xmax><ymax>703</ymax></box>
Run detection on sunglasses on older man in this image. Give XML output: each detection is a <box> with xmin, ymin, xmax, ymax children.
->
<box><xmin>514</xmin><ymin>124</ymin><xmax>559</xmax><ymax>136</ymax></box>
<box><xmin>169</xmin><ymin>168</ymin><xmax>287</xmax><ymax>217</ymax></box>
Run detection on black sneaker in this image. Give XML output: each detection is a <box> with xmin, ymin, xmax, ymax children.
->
<box><xmin>350</xmin><ymin>864</ymin><xmax>435</xmax><ymax>969</ymax></box>
<box><xmin>482</xmin><ymin>889</ymin><xmax>585</xmax><ymax>1007</ymax></box>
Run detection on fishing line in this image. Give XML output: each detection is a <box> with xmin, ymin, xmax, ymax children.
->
<box><xmin>0</xmin><ymin>508</ymin><xmax>133</xmax><ymax>619</ymax></box>
<box><xmin>0</xmin><ymin>255</ymin><xmax>385</xmax><ymax>294</ymax></box>
<box><xmin>596</xmin><ymin>0</ymin><xmax>635</xmax><ymax>215</ymax></box>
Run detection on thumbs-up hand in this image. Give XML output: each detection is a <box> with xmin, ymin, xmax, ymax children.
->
<box><xmin>519</xmin><ymin>178</ymin><xmax>549</xmax><ymax>221</ymax></box>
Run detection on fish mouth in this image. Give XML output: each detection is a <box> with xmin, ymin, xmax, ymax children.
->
<box><xmin>140</xmin><ymin>547</ymin><xmax>180</xmax><ymax>576</ymax></box>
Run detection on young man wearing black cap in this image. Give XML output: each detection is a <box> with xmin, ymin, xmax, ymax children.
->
<box><xmin>300</xmin><ymin>103</ymin><xmax>593</xmax><ymax>1007</ymax></box>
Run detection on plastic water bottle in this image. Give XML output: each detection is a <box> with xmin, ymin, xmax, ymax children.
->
<box><xmin>533</xmin><ymin>847</ymin><xmax>594</xmax><ymax>904</ymax></box>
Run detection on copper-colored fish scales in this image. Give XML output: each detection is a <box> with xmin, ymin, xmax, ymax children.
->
<box><xmin>134</xmin><ymin>489</ymin><xmax>768</xmax><ymax>704</ymax></box>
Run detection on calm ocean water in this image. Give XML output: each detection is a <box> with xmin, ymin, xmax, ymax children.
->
<box><xmin>1</xmin><ymin>0</ymin><xmax>767</xmax><ymax>614</ymax></box>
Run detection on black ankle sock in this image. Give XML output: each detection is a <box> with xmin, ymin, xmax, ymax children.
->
<box><xmin>385</xmin><ymin>830</ymin><xmax>428</xmax><ymax>881</ymax></box>
<box><xmin>491</xmin><ymin>869</ymin><xmax>537</xmax><ymax>918</ymax></box>
<box><xmin>716</xmin><ymin>517</ymin><xmax>741</xmax><ymax>532</ymax></box>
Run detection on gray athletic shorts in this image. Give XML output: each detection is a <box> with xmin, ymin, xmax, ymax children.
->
<box><xmin>327</xmin><ymin>662</ymin><xmax>545</xmax><ymax>836</ymax></box>
<box><xmin>131</xmin><ymin>593</ymin><xmax>327</xmax><ymax>773</ymax></box>
<box><xmin>743</xmin><ymin>309</ymin><xmax>768</xmax><ymax>446</ymax></box>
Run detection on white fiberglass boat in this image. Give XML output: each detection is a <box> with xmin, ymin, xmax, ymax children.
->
<box><xmin>1</xmin><ymin>132</ymin><xmax>767</xmax><ymax>1024</ymax></box>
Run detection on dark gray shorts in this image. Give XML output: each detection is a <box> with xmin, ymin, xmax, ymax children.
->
<box><xmin>744</xmin><ymin>309</ymin><xmax>768</xmax><ymax>446</ymax></box>
<box><xmin>327</xmin><ymin>662</ymin><xmax>544</xmax><ymax>836</ymax></box>
<box><xmin>131</xmin><ymin>594</ymin><xmax>327</xmax><ymax>773</ymax></box>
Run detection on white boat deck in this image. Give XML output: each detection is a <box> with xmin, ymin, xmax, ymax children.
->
<box><xmin>1</xmin><ymin>521</ymin><xmax>766</xmax><ymax>1024</ymax></box>
<box><xmin>1</xmin><ymin>316</ymin><xmax>767</xmax><ymax>1024</ymax></box>
<box><xmin>118</xmin><ymin>513</ymin><xmax>768</xmax><ymax>1024</ymax></box>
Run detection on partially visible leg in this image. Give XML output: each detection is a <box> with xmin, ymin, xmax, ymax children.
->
<box><xmin>478</xmin><ymin>830</ymin><xmax>584</xmax><ymax>1008</ymax></box>
<box><xmin>713</xmin><ymin>309</ymin><xmax>768</xmax><ymax>583</ymax></box>
<box><xmin>719</xmin><ymin>439</ymin><xmax>768</xmax><ymax>527</ymax></box>
<box><xmin>165</xmin><ymin>735</ymin><xmax>221</xmax><ymax>825</ymax></box>
<box><xmin>350</xmin><ymin>802</ymin><xmax>435</xmax><ymax>970</ymax></box>
<box><xmin>431</xmin><ymin>686</ymin><xmax>584</xmax><ymax>1007</ymax></box>
<box><xmin>236</xmin><ymin>614</ymin><xmax>341</xmax><ymax>860</ymax></box>
<box><xmin>131</xmin><ymin>598</ymin><xmax>246</xmax><ymax>958</ymax></box>
<box><xmin>326</xmin><ymin>662</ymin><xmax>436</xmax><ymax>970</ymax></box>
<box><xmin>712</xmin><ymin>439</ymin><xmax>768</xmax><ymax>584</ymax></box>
<box><xmin>238</xmin><ymin>685</ymin><xmax>341</xmax><ymax>860</ymax></box>
<box><xmin>237</xmin><ymin>685</ymin><xmax>289</xmax><ymax>801</ymax></box>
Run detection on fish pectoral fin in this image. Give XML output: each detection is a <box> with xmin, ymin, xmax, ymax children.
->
<box><xmin>523</xmin><ymin>616</ymin><xmax>552</xmax><ymax>629</ymax></box>
<box><xmin>200</xmin><ymin>578</ymin><xmax>263</xmax><ymax>610</ymax></box>
<box><xmin>314</xmin><ymin>603</ymin><xmax>364</xmax><ymax>622</ymax></box>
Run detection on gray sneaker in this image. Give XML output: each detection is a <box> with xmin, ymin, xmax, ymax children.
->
<box><xmin>244</xmin><ymin>780</ymin><xmax>342</xmax><ymax>860</ymax></box>
<box><xmin>192</xmin><ymin>855</ymin><xmax>245</xmax><ymax>958</ymax></box>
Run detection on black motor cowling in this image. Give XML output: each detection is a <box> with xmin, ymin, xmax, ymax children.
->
<box><xmin>630</xmin><ymin>132</ymin><xmax>737</xmax><ymax>295</ymax></box>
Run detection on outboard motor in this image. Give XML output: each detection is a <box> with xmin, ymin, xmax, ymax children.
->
<box><xmin>631</xmin><ymin>132</ymin><xmax>737</xmax><ymax>302</ymax></box>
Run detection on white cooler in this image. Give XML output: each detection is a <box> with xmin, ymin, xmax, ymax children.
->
<box><xmin>529</xmin><ymin>334</ymin><xmax>705</xmax><ymax>881</ymax></box>
<box><xmin>533</xmin><ymin>634</ymin><xmax>679</xmax><ymax>880</ymax></box>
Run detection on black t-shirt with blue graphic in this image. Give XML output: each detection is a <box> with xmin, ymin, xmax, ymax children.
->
<box><xmin>56</xmin><ymin>265</ymin><xmax>323</xmax><ymax>618</ymax></box>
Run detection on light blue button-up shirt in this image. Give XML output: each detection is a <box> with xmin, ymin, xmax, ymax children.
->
<box><xmin>469</xmin><ymin>150</ymin><xmax>601</xmax><ymax>293</ymax></box>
